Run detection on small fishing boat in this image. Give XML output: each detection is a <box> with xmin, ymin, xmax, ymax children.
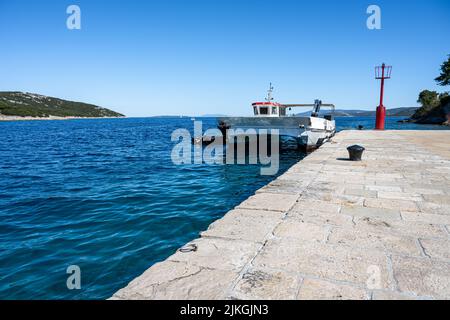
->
<box><xmin>218</xmin><ymin>84</ymin><xmax>336</xmax><ymax>150</ymax></box>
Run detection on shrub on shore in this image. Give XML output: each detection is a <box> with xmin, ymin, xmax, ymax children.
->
<box><xmin>409</xmin><ymin>55</ymin><xmax>450</xmax><ymax>126</ymax></box>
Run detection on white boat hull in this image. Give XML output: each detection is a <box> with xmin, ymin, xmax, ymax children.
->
<box><xmin>218</xmin><ymin>116</ymin><xmax>336</xmax><ymax>150</ymax></box>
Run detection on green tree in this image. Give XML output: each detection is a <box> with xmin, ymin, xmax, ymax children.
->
<box><xmin>417</xmin><ymin>90</ymin><xmax>440</xmax><ymax>108</ymax></box>
<box><xmin>439</xmin><ymin>92</ymin><xmax>449</xmax><ymax>100</ymax></box>
<box><xmin>435</xmin><ymin>55</ymin><xmax>450</xmax><ymax>86</ymax></box>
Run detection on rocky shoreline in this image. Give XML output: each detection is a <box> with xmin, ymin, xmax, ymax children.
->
<box><xmin>0</xmin><ymin>115</ymin><xmax>125</xmax><ymax>121</ymax></box>
<box><xmin>400</xmin><ymin>99</ymin><xmax>450</xmax><ymax>126</ymax></box>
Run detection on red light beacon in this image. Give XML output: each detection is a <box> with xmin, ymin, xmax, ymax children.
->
<box><xmin>374</xmin><ymin>63</ymin><xmax>392</xmax><ymax>130</ymax></box>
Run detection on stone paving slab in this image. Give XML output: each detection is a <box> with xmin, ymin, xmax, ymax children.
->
<box><xmin>167</xmin><ymin>237</ymin><xmax>262</xmax><ymax>272</ymax></box>
<box><xmin>201</xmin><ymin>209</ymin><xmax>284</xmax><ymax>243</ymax></box>
<box><xmin>391</xmin><ymin>255</ymin><xmax>450</xmax><ymax>298</ymax></box>
<box><xmin>251</xmin><ymin>239</ymin><xmax>394</xmax><ymax>289</ymax></box>
<box><xmin>236</xmin><ymin>192</ymin><xmax>299</xmax><ymax>212</ymax></box>
<box><xmin>113</xmin><ymin>130</ymin><xmax>450</xmax><ymax>300</ymax></box>
<box><xmin>232</xmin><ymin>267</ymin><xmax>301</xmax><ymax>300</ymax></box>
<box><xmin>112</xmin><ymin>261</ymin><xmax>235</xmax><ymax>300</ymax></box>
<box><xmin>297</xmin><ymin>278</ymin><xmax>369</xmax><ymax>300</ymax></box>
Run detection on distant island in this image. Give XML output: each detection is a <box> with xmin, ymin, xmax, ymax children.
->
<box><xmin>0</xmin><ymin>92</ymin><xmax>124</xmax><ymax>120</ymax></box>
<box><xmin>295</xmin><ymin>107</ymin><xmax>418</xmax><ymax>118</ymax></box>
<box><xmin>151</xmin><ymin>108</ymin><xmax>419</xmax><ymax>119</ymax></box>
<box><xmin>200</xmin><ymin>114</ymin><xmax>229</xmax><ymax>117</ymax></box>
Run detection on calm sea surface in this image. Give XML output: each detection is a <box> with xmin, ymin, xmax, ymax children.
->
<box><xmin>0</xmin><ymin>116</ymin><xmax>448</xmax><ymax>299</ymax></box>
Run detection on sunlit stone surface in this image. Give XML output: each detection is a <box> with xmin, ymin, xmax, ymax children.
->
<box><xmin>113</xmin><ymin>130</ymin><xmax>450</xmax><ymax>300</ymax></box>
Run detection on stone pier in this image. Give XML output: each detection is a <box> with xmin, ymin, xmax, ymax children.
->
<box><xmin>112</xmin><ymin>130</ymin><xmax>450</xmax><ymax>300</ymax></box>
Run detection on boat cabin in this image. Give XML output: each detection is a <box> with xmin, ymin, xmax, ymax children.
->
<box><xmin>252</xmin><ymin>102</ymin><xmax>287</xmax><ymax>117</ymax></box>
<box><xmin>252</xmin><ymin>84</ymin><xmax>335</xmax><ymax>119</ymax></box>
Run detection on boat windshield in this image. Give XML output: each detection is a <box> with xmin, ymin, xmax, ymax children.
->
<box><xmin>259</xmin><ymin>107</ymin><xmax>269</xmax><ymax>115</ymax></box>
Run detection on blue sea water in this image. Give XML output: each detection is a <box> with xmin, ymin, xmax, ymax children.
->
<box><xmin>0</xmin><ymin>116</ymin><xmax>447</xmax><ymax>300</ymax></box>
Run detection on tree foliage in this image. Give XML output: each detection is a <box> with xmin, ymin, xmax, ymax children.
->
<box><xmin>411</xmin><ymin>55</ymin><xmax>450</xmax><ymax>124</ymax></box>
<box><xmin>417</xmin><ymin>90</ymin><xmax>440</xmax><ymax>108</ymax></box>
<box><xmin>435</xmin><ymin>55</ymin><xmax>450</xmax><ymax>86</ymax></box>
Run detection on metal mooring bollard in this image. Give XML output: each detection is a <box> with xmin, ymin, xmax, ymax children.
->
<box><xmin>347</xmin><ymin>145</ymin><xmax>365</xmax><ymax>161</ymax></box>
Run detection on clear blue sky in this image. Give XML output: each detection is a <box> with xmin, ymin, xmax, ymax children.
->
<box><xmin>0</xmin><ymin>0</ymin><xmax>449</xmax><ymax>116</ymax></box>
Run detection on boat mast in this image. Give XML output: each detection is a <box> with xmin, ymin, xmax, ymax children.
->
<box><xmin>266</xmin><ymin>83</ymin><xmax>274</xmax><ymax>102</ymax></box>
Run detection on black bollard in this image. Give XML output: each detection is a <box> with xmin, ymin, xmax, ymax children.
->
<box><xmin>347</xmin><ymin>145</ymin><xmax>365</xmax><ymax>161</ymax></box>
